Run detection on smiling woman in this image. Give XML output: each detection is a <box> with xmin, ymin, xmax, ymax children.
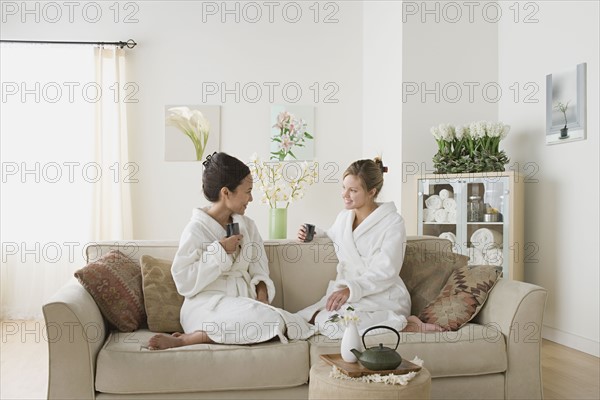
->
<box><xmin>0</xmin><ymin>42</ymin><xmax>133</xmax><ymax>319</ymax></box>
<box><xmin>147</xmin><ymin>152</ymin><xmax>315</xmax><ymax>350</ymax></box>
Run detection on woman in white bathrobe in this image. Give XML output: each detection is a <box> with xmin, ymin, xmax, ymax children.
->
<box><xmin>296</xmin><ymin>158</ymin><xmax>443</xmax><ymax>339</ymax></box>
<box><xmin>149</xmin><ymin>153</ymin><xmax>313</xmax><ymax>350</ymax></box>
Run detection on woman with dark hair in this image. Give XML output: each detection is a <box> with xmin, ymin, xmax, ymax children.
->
<box><xmin>296</xmin><ymin>157</ymin><xmax>443</xmax><ymax>339</ymax></box>
<box><xmin>148</xmin><ymin>152</ymin><xmax>313</xmax><ymax>350</ymax></box>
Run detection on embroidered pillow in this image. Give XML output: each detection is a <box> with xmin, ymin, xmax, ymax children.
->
<box><xmin>419</xmin><ymin>265</ymin><xmax>500</xmax><ymax>331</ymax></box>
<box><xmin>140</xmin><ymin>255</ymin><xmax>184</xmax><ymax>333</ymax></box>
<box><xmin>74</xmin><ymin>250</ymin><xmax>146</xmax><ymax>332</ymax></box>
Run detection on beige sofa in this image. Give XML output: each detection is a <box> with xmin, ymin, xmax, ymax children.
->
<box><xmin>43</xmin><ymin>236</ymin><xmax>547</xmax><ymax>399</ymax></box>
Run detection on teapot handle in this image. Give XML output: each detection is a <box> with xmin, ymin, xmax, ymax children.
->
<box><xmin>361</xmin><ymin>325</ymin><xmax>400</xmax><ymax>350</ymax></box>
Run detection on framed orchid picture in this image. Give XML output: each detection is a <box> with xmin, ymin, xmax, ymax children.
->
<box><xmin>545</xmin><ymin>63</ymin><xmax>587</xmax><ymax>145</ymax></box>
<box><xmin>270</xmin><ymin>105</ymin><xmax>315</xmax><ymax>161</ymax></box>
<box><xmin>165</xmin><ymin>105</ymin><xmax>221</xmax><ymax>161</ymax></box>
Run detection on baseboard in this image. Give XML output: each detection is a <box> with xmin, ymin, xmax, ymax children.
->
<box><xmin>543</xmin><ymin>324</ymin><xmax>599</xmax><ymax>357</ymax></box>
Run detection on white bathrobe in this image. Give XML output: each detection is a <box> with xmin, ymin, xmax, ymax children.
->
<box><xmin>172</xmin><ymin>208</ymin><xmax>314</xmax><ymax>344</ymax></box>
<box><xmin>297</xmin><ymin>202</ymin><xmax>411</xmax><ymax>339</ymax></box>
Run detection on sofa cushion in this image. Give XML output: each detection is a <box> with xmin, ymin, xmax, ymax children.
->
<box><xmin>95</xmin><ymin>330</ymin><xmax>309</xmax><ymax>394</ymax></box>
<box><xmin>140</xmin><ymin>255</ymin><xmax>184</xmax><ymax>333</ymax></box>
<box><xmin>273</xmin><ymin>239</ymin><xmax>338</xmax><ymax>313</ymax></box>
<box><xmin>401</xmin><ymin>236</ymin><xmax>470</xmax><ymax>316</ymax></box>
<box><xmin>307</xmin><ymin>323</ymin><xmax>507</xmax><ymax>378</ymax></box>
<box><xmin>419</xmin><ymin>265</ymin><xmax>501</xmax><ymax>331</ymax></box>
<box><xmin>74</xmin><ymin>250</ymin><xmax>145</xmax><ymax>332</ymax></box>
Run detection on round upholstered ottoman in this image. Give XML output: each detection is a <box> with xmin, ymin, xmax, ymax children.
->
<box><xmin>308</xmin><ymin>361</ymin><xmax>431</xmax><ymax>400</ymax></box>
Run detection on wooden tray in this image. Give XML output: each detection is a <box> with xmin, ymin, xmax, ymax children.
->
<box><xmin>320</xmin><ymin>354</ymin><xmax>422</xmax><ymax>377</ymax></box>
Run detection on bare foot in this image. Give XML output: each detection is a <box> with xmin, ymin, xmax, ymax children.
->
<box><xmin>147</xmin><ymin>331</ymin><xmax>214</xmax><ymax>350</ymax></box>
<box><xmin>403</xmin><ymin>315</ymin><xmax>445</xmax><ymax>333</ymax></box>
<box><xmin>148</xmin><ymin>333</ymin><xmax>185</xmax><ymax>350</ymax></box>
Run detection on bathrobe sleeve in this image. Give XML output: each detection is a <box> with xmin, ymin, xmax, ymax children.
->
<box><xmin>246</xmin><ymin>218</ymin><xmax>276</xmax><ymax>303</ymax></box>
<box><xmin>171</xmin><ymin>223</ymin><xmax>233</xmax><ymax>298</ymax></box>
<box><xmin>334</xmin><ymin>221</ymin><xmax>406</xmax><ymax>303</ymax></box>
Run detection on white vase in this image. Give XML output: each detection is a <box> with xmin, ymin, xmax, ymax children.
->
<box><xmin>340</xmin><ymin>321</ymin><xmax>363</xmax><ymax>363</ymax></box>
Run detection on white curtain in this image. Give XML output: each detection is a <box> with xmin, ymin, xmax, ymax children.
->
<box><xmin>0</xmin><ymin>44</ymin><xmax>132</xmax><ymax>320</ymax></box>
<box><xmin>92</xmin><ymin>46</ymin><xmax>133</xmax><ymax>241</ymax></box>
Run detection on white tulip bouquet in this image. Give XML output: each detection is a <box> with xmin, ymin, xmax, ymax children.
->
<box><xmin>431</xmin><ymin>121</ymin><xmax>510</xmax><ymax>173</ymax></box>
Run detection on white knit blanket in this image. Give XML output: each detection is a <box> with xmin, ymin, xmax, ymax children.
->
<box><xmin>329</xmin><ymin>357</ymin><xmax>424</xmax><ymax>386</ymax></box>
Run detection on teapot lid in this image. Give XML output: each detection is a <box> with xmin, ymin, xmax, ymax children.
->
<box><xmin>373</xmin><ymin>343</ymin><xmax>392</xmax><ymax>352</ymax></box>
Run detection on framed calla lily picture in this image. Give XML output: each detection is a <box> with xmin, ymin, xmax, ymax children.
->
<box><xmin>165</xmin><ymin>105</ymin><xmax>221</xmax><ymax>161</ymax></box>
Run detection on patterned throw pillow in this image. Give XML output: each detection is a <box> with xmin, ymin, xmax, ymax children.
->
<box><xmin>140</xmin><ymin>255</ymin><xmax>184</xmax><ymax>333</ymax></box>
<box><xmin>400</xmin><ymin>238</ymin><xmax>470</xmax><ymax>316</ymax></box>
<box><xmin>419</xmin><ymin>265</ymin><xmax>500</xmax><ymax>331</ymax></box>
<box><xmin>74</xmin><ymin>250</ymin><xmax>146</xmax><ymax>332</ymax></box>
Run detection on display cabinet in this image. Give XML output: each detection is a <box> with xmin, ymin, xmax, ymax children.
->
<box><xmin>417</xmin><ymin>171</ymin><xmax>524</xmax><ymax>280</ymax></box>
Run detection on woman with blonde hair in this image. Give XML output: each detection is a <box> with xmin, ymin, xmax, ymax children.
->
<box><xmin>296</xmin><ymin>157</ymin><xmax>443</xmax><ymax>338</ymax></box>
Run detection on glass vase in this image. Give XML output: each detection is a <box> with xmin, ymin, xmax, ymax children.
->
<box><xmin>269</xmin><ymin>208</ymin><xmax>287</xmax><ymax>239</ymax></box>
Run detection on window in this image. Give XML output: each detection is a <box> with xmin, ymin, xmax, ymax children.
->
<box><xmin>1</xmin><ymin>43</ymin><xmax>132</xmax><ymax>319</ymax></box>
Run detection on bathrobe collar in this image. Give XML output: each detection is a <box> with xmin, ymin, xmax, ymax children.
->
<box><xmin>191</xmin><ymin>207</ymin><xmax>243</xmax><ymax>240</ymax></box>
<box><xmin>352</xmin><ymin>202</ymin><xmax>397</xmax><ymax>240</ymax></box>
<box><xmin>340</xmin><ymin>202</ymin><xmax>397</xmax><ymax>264</ymax></box>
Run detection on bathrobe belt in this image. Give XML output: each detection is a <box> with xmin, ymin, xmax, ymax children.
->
<box><xmin>222</xmin><ymin>269</ymin><xmax>251</xmax><ymax>297</ymax></box>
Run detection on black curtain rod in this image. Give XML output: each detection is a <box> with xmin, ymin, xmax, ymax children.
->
<box><xmin>0</xmin><ymin>39</ymin><xmax>137</xmax><ymax>49</ymax></box>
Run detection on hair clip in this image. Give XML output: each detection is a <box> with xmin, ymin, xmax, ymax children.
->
<box><xmin>202</xmin><ymin>151</ymin><xmax>217</xmax><ymax>167</ymax></box>
<box><xmin>382</xmin><ymin>165</ymin><xmax>388</xmax><ymax>173</ymax></box>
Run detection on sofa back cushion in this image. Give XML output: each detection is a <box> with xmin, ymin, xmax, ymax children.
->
<box><xmin>268</xmin><ymin>239</ymin><xmax>338</xmax><ymax>313</ymax></box>
<box><xmin>400</xmin><ymin>236</ymin><xmax>470</xmax><ymax>316</ymax></box>
<box><xmin>86</xmin><ymin>241</ymin><xmax>179</xmax><ymax>265</ymax></box>
<box><xmin>85</xmin><ymin>237</ymin><xmax>466</xmax><ymax>331</ymax></box>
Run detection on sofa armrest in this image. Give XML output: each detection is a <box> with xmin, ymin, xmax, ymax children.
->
<box><xmin>473</xmin><ymin>278</ymin><xmax>547</xmax><ymax>400</ymax></box>
<box><xmin>42</xmin><ymin>278</ymin><xmax>107</xmax><ymax>400</ymax></box>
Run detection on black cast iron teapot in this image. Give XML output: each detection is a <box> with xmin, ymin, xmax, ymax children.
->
<box><xmin>350</xmin><ymin>325</ymin><xmax>402</xmax><ymax>371</ymax></box>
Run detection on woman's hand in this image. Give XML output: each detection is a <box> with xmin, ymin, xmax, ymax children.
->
<box><xmin>219</xmin><ymin>234</ymin><xmax>242</xmax><ymax>254</ymax></box>
<box><xmin>256</xmin><ymin>281</ymin><xmax>269</xmax><ymax>304</ymax></box>
<box><xmin>297</xmin><ymin>225</ymin><xmax>307</xmax><ymax>241</ymax></box>
<box><xmin>326</xmin><ymin>287</ymin><xmax>350</xmax><ymax>311</ymax></box>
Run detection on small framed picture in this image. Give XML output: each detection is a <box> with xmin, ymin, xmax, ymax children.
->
<box><xmin>545</xmin><ymin>63</ymin><xmax>587</xmax><ymax>145</ymax></box>
<box><xmin>270</xmin><ymin>105</ymin><xmax>315</xmax><ymax>161</ymax></box>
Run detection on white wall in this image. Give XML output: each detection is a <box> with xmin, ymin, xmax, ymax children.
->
<box><xmin>401</xmin><ymin>1</ymin><xmax>499</xmax><ymax>234</ymax></box>
<box><xmin>1</xmin><ymin>1</ymin><xmax>365</xmax><ymax>240</ymax></box>
<box><xmin>400</xmin><ymin>0</ymin><xmax>599</xmax><ymax>356</ymax></box>
<box><xmin>498</xmin><ymin>1</ymin><xmax>599</xmax><ymax>356</ymax></box>
<box><xmin>125</xmin><ymin>1</ymin><xmax>365</xmax><ymax>240</ymax></box>
<box><xmin>362</xmin><ymin>1</ymin><xmax>403</xmax><ymax>204</ymax></box>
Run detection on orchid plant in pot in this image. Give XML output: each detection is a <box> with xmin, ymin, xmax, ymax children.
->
<box><xmin>249</xmin><ymin>153</ymin><xmax>317</xmax><ymax>239</ymax></box>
